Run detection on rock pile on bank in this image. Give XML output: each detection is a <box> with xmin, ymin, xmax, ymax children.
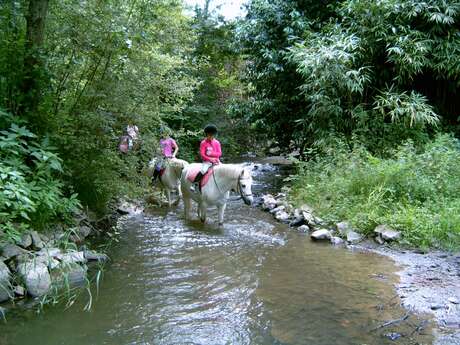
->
<box><xmin>0</xmin><ymin>213</ymin><xmax>110</xmax><ymax>304</ymax></box>
<box><xmin>260</xmin><ymin>193</ymin><xmax>401</xmax><ymax>247</ymax></box>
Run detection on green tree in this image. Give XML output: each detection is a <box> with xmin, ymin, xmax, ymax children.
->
<box><xmin>0</xmin><ymin>0</ymin><xmax>200</xmax><ymax>212</ymax></box>
<box><xmin>237</xmin><ymin>0</ymin><xmax>460</xmax><ymax>152</ymax></box>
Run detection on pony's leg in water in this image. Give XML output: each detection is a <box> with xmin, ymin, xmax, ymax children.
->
<box><xmin>217</xmin><ymin>203</ymin><xmax>227</xmax><ymax>226</ymax></box>
<box><xmin>174</xmin><ymin>185</ymin><xmax>182</xmax><ymax>206</ymax></box>
<box><xmin>183</xmin><ymin>195</ymin><xmax>192</xmax><ymax>220</ymax></box>
<box><xmin>199</xmin><ymin>203</ymin><xmax>207</xmax><ymax>223</ymax></box>
<box><xmin>165</xmin><ymin>189</ymin><xmax>172</xmax><ymax>207</ymax></box>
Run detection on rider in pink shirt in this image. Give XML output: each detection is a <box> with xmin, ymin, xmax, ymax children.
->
<box><xmin>160</xmin><ymin>137</ymin><xmax>178</xmax><ymax>158</ymax></box>
<box><xmin>152</xmin><ymin>128</ymin><xmax>178</xmax><ymax>182</ymax></box>
<box><xmin>192</xmin><ymin>124</ymin><xmax>221</xmax><ymax>191</ymax></box>
<box><xmin>200</xmin><ymin>136</ymin><xmax>221</xmax><ymax>164</ymax></box>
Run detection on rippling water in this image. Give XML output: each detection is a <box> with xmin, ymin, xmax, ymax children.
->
<box><xmin>1</xmin><ymin>163</ymin><xmax>433</xmax><ymax>345</ymax></box>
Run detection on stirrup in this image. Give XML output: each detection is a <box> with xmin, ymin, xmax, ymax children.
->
<box><xmin>190</xmin><ymin>182</ymin><xmax>200</xmax><ymax>193</ymax></box>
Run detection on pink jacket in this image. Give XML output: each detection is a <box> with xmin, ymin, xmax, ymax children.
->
<box><xmin>200</xmin><ymin>138</ymin><xmax>221</xmax><ymax>164</ymax></box>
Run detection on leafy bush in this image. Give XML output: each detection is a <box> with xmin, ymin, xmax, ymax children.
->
<box><xmin>290</xmin><ymin>134</ymin><xmax>460</xmax><ymax>249</ymax></box>
<box><xmin>0</xmin><ymin>112</ymin><xmax>80</xmax><ymax>239</ymax></box>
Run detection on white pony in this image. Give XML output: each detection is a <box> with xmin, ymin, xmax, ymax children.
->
<box><xmin>180</xmin><ymin>163</ymin><xmax>254</xmax><ymax>226</ymax></box>
<box><xmin>147</xmin><ymin>158</ymin><xmax>189</xmax><ymax>207</ymax></box>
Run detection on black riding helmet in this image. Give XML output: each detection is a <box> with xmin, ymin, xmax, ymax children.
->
<box><xmin>204</xmin><ymin>124</ymin><xmax>218</xmax><ymax>135</ymax></box>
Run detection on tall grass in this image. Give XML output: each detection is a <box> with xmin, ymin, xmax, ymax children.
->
<box><xmin>290</xmin><ymin>134</ymin><xmax>460</xmax><ymax>249</ymax></box>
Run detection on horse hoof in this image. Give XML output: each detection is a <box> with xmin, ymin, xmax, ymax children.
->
<box><xmin>200</xmin><ymin>218</ymin><xmax>206</xmax><ymax>223</ymax></box>
<box><xmin>218</xmin><ymin>222</ymin><xmax>223</xmax><ymax>227</ymax></box>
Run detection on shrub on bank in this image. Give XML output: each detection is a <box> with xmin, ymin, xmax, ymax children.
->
<box><xmin>290</xmin><ymin>135</ymin><xmax>460</xmax><ymax>249</ymax></box>
<box><xmin>0</xmin><ymin>112</ymin><xmax>80</xmax><ymax>241</ymax></box>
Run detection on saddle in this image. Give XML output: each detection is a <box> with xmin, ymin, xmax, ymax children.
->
<box><xmin>186</xmin><ymin>167</ymin><xmax>214</xmax><ymax>189</ymax></box>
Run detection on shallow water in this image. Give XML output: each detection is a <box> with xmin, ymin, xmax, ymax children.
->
<box><xmin>1</xmin><ymin>163</ymin><xmax>433</xmax><ymax>345</ymax></box>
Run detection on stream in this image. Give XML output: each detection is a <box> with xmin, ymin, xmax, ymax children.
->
<box><xmin>1</xmin><ymin>163</ymin><xmax>433</xmax><ymax>345</ymax></box>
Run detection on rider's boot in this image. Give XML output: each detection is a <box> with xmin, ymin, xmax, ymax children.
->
<box><xmin>152</xmin><ymin>169</ymin><xmax>160</xmax><ymax>183</ymax></box>
<box><xmin>190</xmin><ymin>172</ymin><xmax>203</xmax><ymax>193</ymax></box>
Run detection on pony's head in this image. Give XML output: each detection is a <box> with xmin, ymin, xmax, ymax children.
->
<box><xmin>168</xmin><ymin>158</ymin><xmax>189</xmax><ymax>178</ymax></box>
<box><xmin>146</xmin><ymin>158</ymin><xmax>158</xmax><ymax>177</ymax></box>
<box><xmin>237</xmin><ymin>167</ymin><xmax>254</xmax><ymax>206</ymax></box>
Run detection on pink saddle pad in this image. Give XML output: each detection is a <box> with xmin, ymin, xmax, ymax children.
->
<box><xmin>186</xmin><ymin>167</ymin><xmax>213</xmax><ymax>188</ymax></box>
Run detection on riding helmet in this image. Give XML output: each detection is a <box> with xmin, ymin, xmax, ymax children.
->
<box><xmin>204</xmin><ymin>124</ymin><xmax>218</xmax><ymax>135</ymax></box>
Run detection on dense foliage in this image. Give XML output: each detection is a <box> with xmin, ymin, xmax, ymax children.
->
<box><xmin>290</xmin><ymin>135</ymin><xmax>460</xmax><ymax>249</ymax></box>
<box><xmin>237</xmin><ymin>0</ymin><xmax>460</xmax><ymax>151</ymax></box>
<box><xmin>178</xmin><ymin>4</ymin><xmax>251</xmax><ymax>160</ymax></box>
<box><xmin>0</xmin><ymin>111</ymin><xmax>79</xmax><ymax>240</ymax></box>
<box><xmin>0</xmin><ymin>0</ymin><xmax>237</xmax><ymax>217</ymax></box>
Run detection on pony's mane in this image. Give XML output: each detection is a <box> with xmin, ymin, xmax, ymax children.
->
<box><xmin>169</xmin><ymin>158</ymin><xmax>188</xmax><ymax>169</ymax></box>
<box><xmin>215</xmin><ymin>164</ymin><xmax>250</xmax><ymax>180</ymax></box>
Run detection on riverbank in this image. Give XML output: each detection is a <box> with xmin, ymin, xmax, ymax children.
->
<box><xmin>0</xmin><ymin>203</ymin><xmax>128</xmax><ymax>313</ymax></box>
<box><xmin>364</xmin><ymin>242</ymin><xmax>460</xmax><ymax>344</ymax></box>
<box><xmin>257</xmin><ymin>187</ymin><xmax>460</xmax><ymax>344</ymax></box>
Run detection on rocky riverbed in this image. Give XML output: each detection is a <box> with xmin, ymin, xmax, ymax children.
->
<box><xmin>257</xmin><ymin>190</ymin><xmax>460</xmax><ymax>345</ymax></box>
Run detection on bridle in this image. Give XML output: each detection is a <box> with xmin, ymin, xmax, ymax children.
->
<box><xmin>211</xmin><ymin>168</ymin><xmax>253</xmax><ymax>203</ymax></box>
<box><xmin>237</xmin><ymin>171</ymin><xmax>253</xmax><ymax>204</ymax></box>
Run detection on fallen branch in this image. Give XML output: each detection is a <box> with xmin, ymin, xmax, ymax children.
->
<box><xmin>370</xmin><ymin>312</ymin><xmax>410</xmax><ymax>332</ymax></box>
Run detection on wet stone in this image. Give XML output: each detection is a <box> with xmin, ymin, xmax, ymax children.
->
<box><xmin>311</xmin><ymin>229</ymin><xmax>331</xmax><ymax>241</ymax></box>
<box><xmin>0</xmin><ymin>260</ymin><xmax>11</xmax><ymax>302</ymax></box>
<box><xmin>39</xmin><ymin>234</ymin><xmax>50</xmax><ymax>243</ymax></box>
<box><xmin>289</xmin><ymin>216</ymin><xmax>305</xmax><ymax>227</ymax></box>
<box><xmin>35</xmin><ymin>255</ymin><xmax>60</xmax><ymax>270</ymax></box>
<box><xmin>346</xmin><ymin>231</ymin><xmax>363</xmax><ymax>244</ymax></box>
<box><xmin>384</xmin><ymin>332</ymin><xmax>402</xmax><ymax>341</ymax></box>
<box><xmin>84</xmin><ymin>251</ymin><xmax>109</xmax><ymax>263</ymax></box>
<box><xmin>448</xmin><ymin>297</ymin><xmax>459</xmax><ymax>304</ymax></box>
<box><xmin>18</xmin><ymin>233</ymin><xmax>33</xmax><ymax>249</ymax></box>
<box><xmin>30</xmin><ymin>231</ymin><xmax>44</xmax><ymax>249</ymax></box>
<box><xmin>270</xmin><ymin>205</ymin><xmax>285</xmax><ymax>214</ymax></box>
<box><xmin>79</xmin><ymin>226</ymin><xmax>92</xmax><ymax>238</ymax></box>
<box><xmin>430</xmin><ymin>303</ymin><xmax>444</xmax><ymax>310</ymax></box>
<box><xmin>302</xmin><ymin>211</ymin><xmax>316</xmax><ymax>226</ymax></box>
<box><xmin>374</xmin><ymin>236</ymin><xmax>385</xmax><ymax>245</ymax></box>
<box><xmin>336</xmin><ymin>221</ymin><xmax>352</xmax><ymax>236</ymax></box>
<box><xmin>57</xmin><ymin>251</ymin><xmax>86</xmax><ymax>265</ymax></box>
<box><xmin>330</xmin><ymin>236</ymin><xmax>345</xmax><ymax>246</ymax></box>
<box><xmin>17</xmin><ymin>261</ymin><xmax>52</xmax><ymax>297</ymax></box>
<box><xmin>37</xmin><ymin>248</ymin><xmax>61</xmax><ymax>258</ymax></box>
<box><xmin>261</xmin><ymin>195</ymin><xmax>277</xmax><ymax>211</ymax></box>
<box><xmin>297</xmin><ymin>225</ymin><xmax>310</xmax><ymax>233</ymax></box>
<box><xmin>375</xmin><ymin>225</ymin><xmax>401</xmax><ymax>242</ymax></box>
<box><xmin>1</xmin><ymin>244</ymin><xmax>28</xmax><ymax>260</ymax></box>
<box><xmin>54</xmin><ymin>264</ymin><xmax>87</xmax><ymax>287</ymax></box>
<box><xmin>14</xmin><ymin>285</ymin><xmax>25</xmax><ymax>296</ymax></box>
<box><xmin>275</xmin><ymin>211</ymin><xmax>290</xmax><ymax>222</ymax></box>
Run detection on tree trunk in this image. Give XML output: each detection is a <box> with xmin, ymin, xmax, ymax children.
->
<box><xmin>204</xmin><ymin>0</ymin><xmax>211</xmax><ymax>19</ymax></box>
<box><xmin>19</xmin><ymin>0</ymin><xmax>49</xmax><ymax>118</ymax></box>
